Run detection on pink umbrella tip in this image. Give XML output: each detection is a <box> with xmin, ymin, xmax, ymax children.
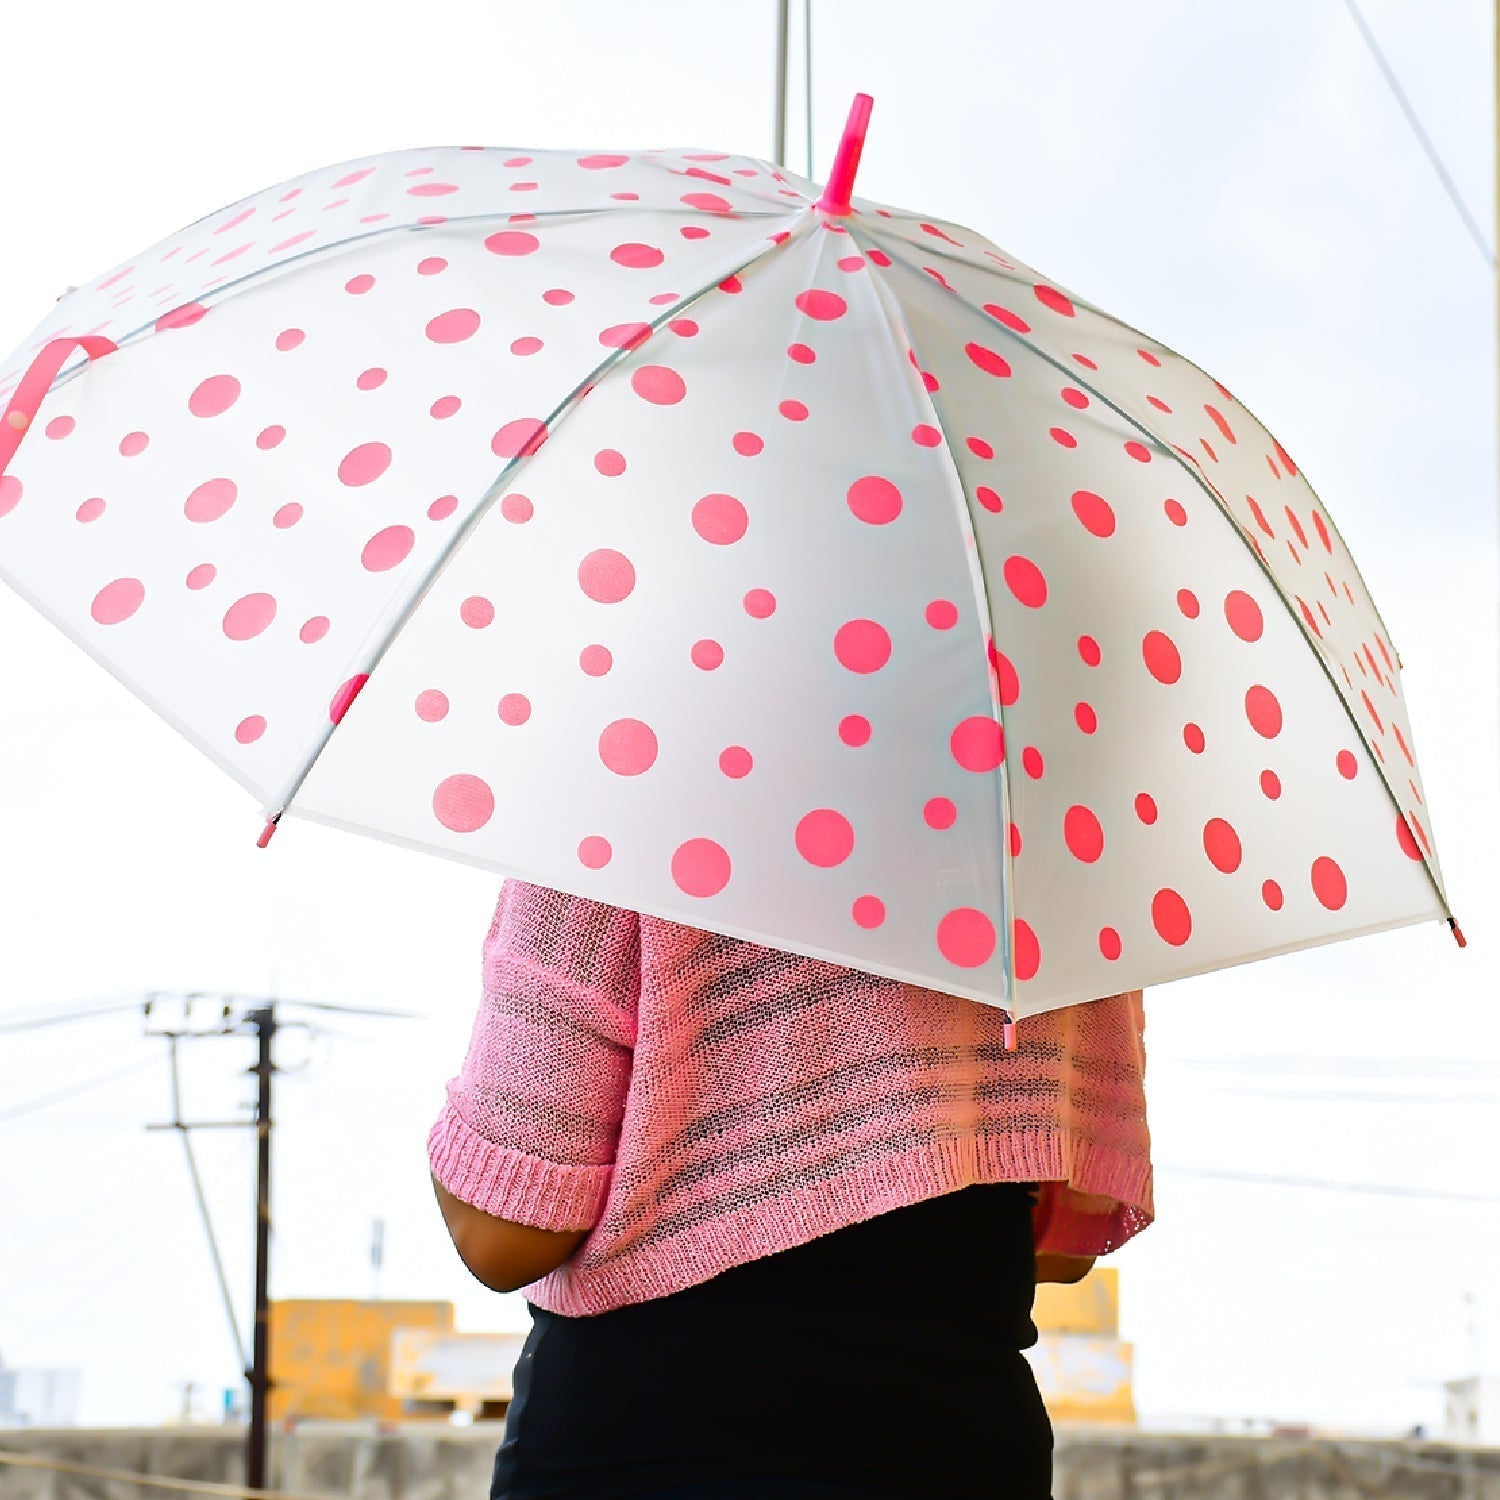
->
<box><xmin>257</xmin><ymin>817</ymin><xmax>279</xmax><ymax>849</ymax></box>
<box><xmin>814</xmin><ymin>93</ymin><xmax>874</xmax><ymax>217</ymax></box>
<box><xmin>1449</xmin><ymin>917</ymin><xmax>1468</xmax><ymax>949</ymax></box>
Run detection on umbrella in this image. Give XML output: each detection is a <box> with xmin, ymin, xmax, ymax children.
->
<box><xmin>0</xmin><ymin>95</ymin><xmax>1459</xmax><ymax>1022</ymax></box>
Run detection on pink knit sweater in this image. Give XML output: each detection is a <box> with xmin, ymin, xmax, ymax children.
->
<box><xmin>428</xmin><ymin>879</ymin><xmax>1153</xmax><ymax>1317</ymax></box>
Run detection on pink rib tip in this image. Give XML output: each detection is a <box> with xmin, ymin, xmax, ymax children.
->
<box><xmin>257</xmin><ymin>819</ymin><xmax>279</xmax><ymax>849</ymax></box>
<box><xmin>1450</xmin><ymin>918</ymin><xmax>1468</xmax><ymax>950</ymax></box>
<box><xmin>815</xmin><ymin>93</ymin><xmax>874</xmax><ymax>217</ymax></box>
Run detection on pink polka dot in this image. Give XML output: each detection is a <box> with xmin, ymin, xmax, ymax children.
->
<box><xmin>119</xmin><ymin>430</ymin><xmax>149</xmax><ymax>457</ymax></box>
<box><xmin>1034</xmin><ymin>285</ymin><xmax>1075</xmax><ymax>317</ymax></box>
<box><xmin>1260</xmin><ymin>769</ymin><xmax>1281</xmax><ymax>800</ymax></box>
<box><xmin>834</xmin><ymin>619</ymin><xmax>892</xmax><ymax>674</ymax></box>
<box><xmin>924</xmin><ymin>797</ymin><xmax>957</xmax><ymax>830</ymax></box>
<box><xmin>0</xmin><ymin>475</ymin><xmax>21</xmax><ymax>518</ymax></box>
<box><xmin>425</xmin><ymin>308</ymin><xmax>480</xmax><ymax>344</ymax></box>
<box><xmin>578</xmin><ymin>549</ymin><xmax>636</xmax><ymax>604</ymax></box>
<box><xmin>1064</xmin><ymin>805</ymin><xmax>1104</xmax><ymax>863</ymax></box>
<box><xmin>1021</xmin><ymin>746</ymin><xmax>1045</xmax><ymax>779</ymax></box>
<box><xmin>415</xmin><ymin>690</ymin><xmax>449</xmax><ymax>722</ymax></box>
<box><xmin>1142</xmin><ymin>630</ymin><xmax>1182</xmax><ymax>685</ymax></box>
<box><xmin>631</xmin><ymin>366</ymin><xmax>686</xmax><ymax>405</ymax></box>
<box><xmin>847</xmin><ymin>475</ymin><xmax>903</xmax><ymax>525</ymax></box>
<box><xmin>1337</xmin><ymin>750</ymin><xmax>1359</xmax><ymax>780</ymax></box>
<box><xmin>839</xmin><ymin>715</ymin><xmax>872</xmax><ymax>747</ymax></box>
<box><xmin>184</xmin><ymin>564</ymin><xmax>216</xmax><ymax>591</ymax></box>
<box><xmin>428</xmin><ymin>494</ymin><xmax>459</xmax><ymax>521</ymax></box>
<box><xmin>670</xmin><ymin>319</ymin><xmax>700</xmax><ymax>337</ymax></box>
<box><xmin>500</xmin><ymin>493</ymin><xmax>534</xmax><ymax>523</ymax></box>
<box><xmin>275</xmin><ymin>328</ymin><xmax>305</xmax><ymax>351</ymax></box>
<box><xmin>1003</xmin><ymin>556</ymin><xmax>1047</xmax><ymax>608</ymax></box>
<box><xmin>431</xmin><ymin>396</ymin><xmax>462</xmax><ymax>419</ymax></box>
<box><xmin>542</xmin><ymin>288</ymin><xmax>574</xmax><ymax>306</ymax></box>
<box><xmin>1151</xmin><ymin>889</ymin><xmax>1192</xmax><ymax>946</ymax></box>
<box><xmin>45</xmin><ymin>415</ymin><xmax>76</xmax><ymax>440</ymax></box>
<box><xmin>852</xmin><ymin>896</ymin><xmax>886</xmax><ymax>929</ymax></box>
<box><xmin>967</xmin><ymin>437</ymin><xmax>994</xmax><ymax>459</ymax></box>
<box><xmin>235</xmin><ymin>715</ymin><xmax>266</xmax><ymax>745</ymax></box>
<box><xmin>984</xmin><ymin>303</ymin><xmax>1031</xmax><ymax>333</ymax></box>
<box><xmin>189</xmin><ymin>374</ymin><xmax>241</xmax><ymax>418</ymax></box>
<box><xmin>672</xmin><ymin>838</ymin><xmax>732</xmax><ymax>896</ymax></box>
<box><xmin>417</xmin><ymin>256</ymin><xmax>447</xmax><ymax>275</ymax></box>
<box><xmin>1061</xmin><ymin>387</ymin><xmax>1089</xmax><ymax>410</ymax></box>
<box><xmin>1099</xmin><ymin>928</ymin><xmax>1123</xmax><ymax>961</ymax></box>
<box><xmin>1397</xmin><ymin>814</ymin><xmax>1422</xmax><ymax>860</ymax></box>
<box><xmin>257</xmin><ymin>425</ymin><xmax>286</xmax><ymax>450</ymax></box>
<box><xmin>1135</xmin><ymin>792</ymin><xmax>1159</xmax><ymax>825</ymax></box>
<box><xmin>598</xmin><ymin>719</ymin><xmax>656</xmax><ymax>775</ymax></box>
<box><xmin>485</xmin><ymin>230</ymin><xmax>540</xmax><ymax>256</ymax></box>
<box><xmin>1125</xmin><ymin>440</ymin><xmax>1153</xmax><ymax>463</ymax></box>
<box><xmin>273</xmin><ymin>503</ymin><xmax>303</xmax><ymax>529</ymax></box>
<box><xmin>1009</xmin><ymin>823</ymin><xmax>1023</xmax><ymax>857</ymax></box>
<box><xmin>926</xmin><ymin>600</ymin><xmax>958</xmax><ymax>630</ymax></box>
<box><xmin>1011</xmin><ymin>918</ymin><xmax>1040</xmax><ymax>980</ymax></box>
<box><xmin>579</xmin><ymin>153</ymin><xmax>629</xmax><ymax>170</ymax></box>
<box><xmin>1262</xmin><ymin>880</ymin><xmax>1285</xmax><ymax>911</ymax></box>
<box><xmin>580</xmin><ymin>644</ymin><xmax>613</xmax><ymax>677</ymax></box>
<box><xmin>599</xmin><ymin>321</ymin><xmax>652</xmax><ymax>351</ymax></box>
<box><xmin>1203</xmin><ymin>818</ymin><xmax>1242</xmax><ymax>873</ymax></box>
<box><xmin>345</xmin><ymin>274</ymin><xmax>376</xmax><ymax>294</ymax></box>
<box><xmin>951</xmin><ymin>717</ymin><xmax>1004</xmax><ymax>773</ymax></box>
<box><xmin>1071</xmin><ymin>490</ymin><xmax>1115</xmax><ymax>538</ymax></box>
<box><xmin>339</xmin><ymin>442</ymin><xmax>392</xmax><ymax>486</ymax></box>
<box><xmin>358</xmin><ymin>525</ymin><xmax>414</xmax><ymax>573</ymax></box>
<box><xmin>578</xmin><ymin>836</ymin><xmax>613</xmax><ymax>870</ymax></box>
<box><xmin>911</xmin><ymin>424</ymin><xmax>943</xmax><ymax>447</ymax></box>
<box><xmin>692</xmin><ymin>493</ymin><xmax>748</xmax><ymax>544</ymax></box>
<box><xmin>795</xmin><ymin>809</ymin><xmax>855</xmax><ymax>868</ymax></box>
<box><xmin>743</xmin><ymin>588</ymin><xmax>777</xmax><ymax>619</ymax></box>
<box><xmin>496</xmin><ymin>693</ymin><xmax>532</xmax><ymax>727</ymax></box>
<box><xmin>460</xmin><ymin>595</ymin><xmax>495</xmax><ymax>628</ymax></box>
<box><xmin>91</xmin><ymin>577</ymin><xmax>145</xmax><ymax>625</ymax></box>
<box><xmin>356</xmin><ymin>367</ymin><xmax>388</xmax><ymax>391</ymax></box>
<box><xmin>510</xmin><ymin>337</ymin><xmax>543</xmax><ymax>357</ymax></box>
<box><xmin>1225</xmin><ymin>590</ymin><xmax>1264</xmax><ymax>642</ymax></box>
<box><xmin>156</xmin><ymin>302</ymin><xmax>208</xmax><ymax>332</ymax></box>
<box><xmin>1311</xmin><ymin>856</ymin><xmax>1347</xmax><ymax>911</ymax></box>
<box><xmin>222</xmin><ymin>592</ymin><xmax>277</xmax><ymax>641</ymax></box>
<box><xmin>491</xmin><ymin>418</ymin><xmax>548</xmax><ymax>458</ymax></box>
<box><xmin>299</xmin><ymin>615</ymin><xmax>329</xmax><ymax>642</ymax></box>
<box><xmin>733</xmin><ymin>431</ymin><xmax>764</xmax><ymax>456</ymax></box>
<box><xmin>594</xmin><ymin>449</ymin><xmax>627</xmax><ymax>477</ymax></box>
<box><xmin>1183</xmin><ymin>723</ymin><xmax>1206</xmax><ymax>754</ymax></box>
<box><xmin>719</xmin><ymin>746</ymin><xmax>753</xmax><ymax>779</ymax></box>
<box><xmin>1164</xmin><ymin>499</ymin><xmax>1188</xmax><ymax>527</ymax></box>
<box><xmin>184</xmin><ymin>477</ymin><xmax>237</xmax><ymax>523</ymax></box>
<box><xmin>935</xmin><ymin>908</ymin><xmax>998</xmax><ymax>969</ymax></box>
<box><xmin>779</xmin><ymin>399</ymin><xmax>809</xmax><ymax>422</ymax></box>
<box><xmin>1177</xmin><ymin>589</ymin><xmax>1200</xmax><ymax>619</ymax></box>
<box><xmin>75</xmin><ymin>496</ymin><xmax>105</xmax><ymax>523</ymax></box>
<box><xmin>1074</xmin><ymin>702</ymin><xmax>1098</xmax><ymax>734</ymax></box>
<box><xmin>1077</xmin><ymin>636</ymin><xmax>1102</xmax><ymax>668</ymax></box>
<box><xmin>612</xmin><ymin>242</ymin><xmax>665</xmax><ymax>269</ymax></box>
<box><xmin>964</xmin><ymin>342</ymin><xmax>1012</xmax><ymax>378</ymax></box>
<box><xmin>795</xmin><ymin>289</ymin><xmax>847</xmax><ymax>320</ymax></box>
<box><xmin>433</xmin><ymin>774</ymin><xmax>494</xmax><ymax>833</ymax></box>
<box><xmin>975</xmin><ymin>486</ymin><xmax>1003</xmax><ymax>513</ymax></box>
<box><xmin>1245</xmin><ymin>685</ymin><xmax>1283</xmax><ymax>738</ymax></box>
<box><xmin>692</xmin><ymin>639</ymin><xmax>725</xmax><ymax>671</ymax></box>
<box><xmin>788</xmin><ymin>342</ymin><xmax>816</xmax><ymax>364</ymax></box>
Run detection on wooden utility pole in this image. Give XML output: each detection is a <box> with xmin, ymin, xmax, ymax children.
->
<box><xmin>246</xmin><ymin>1005</ymin><xmax>275</xmax><ymax>1492</ymax></box>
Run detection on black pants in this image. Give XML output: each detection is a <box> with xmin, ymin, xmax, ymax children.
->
<box><xmin>492</xmin><ymin>1183</ymin><xmax>1053</xmax><ymax>1499</ymax></box>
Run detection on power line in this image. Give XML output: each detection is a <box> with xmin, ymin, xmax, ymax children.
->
<box><xmin>0</xmin><ymin>999</ymin><xmax>145</xmax><ymax>1035</ymax></box>
<box><xmin>0</xmin><ymin>1054</ymin><xmax>157</xmax><ymax>1123</ymax></box>
<box><xmin>1161</xmin><ymin>1163</ymin><xmax>1500</xmax><ymax>1203</ymax></box>
<box><xmin>1337</xmin><ymin>0</ymin><xmax>1495</xmax><ymax>269</ymax></box>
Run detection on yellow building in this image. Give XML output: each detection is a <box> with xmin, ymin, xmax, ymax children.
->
<box><xmin>1027</xmin><ymin>1268</ymin><xmax>1135</xmax><ymax>1425</ymax></box>
<box><xmin>268</xmin><ymin>1300</ymin><xmax>454</xmax><ymax>1423</ymax></box>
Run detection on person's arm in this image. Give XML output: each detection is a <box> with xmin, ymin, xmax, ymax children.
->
<box><xmin>432</xmin><ymin>1177</ymin><xmax>588</xmax><ymax>1293</ymax></box>
<box><xmin>1035</xmin><ymin>1252</ymin><xmax>1096</xmax><ymax>1284</ymax></box>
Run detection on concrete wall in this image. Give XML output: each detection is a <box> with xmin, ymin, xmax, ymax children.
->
<box><xmin>4</xmin><ymin>1425</ymin><xmax>1500</xmax><ymax>1499</ymax></box>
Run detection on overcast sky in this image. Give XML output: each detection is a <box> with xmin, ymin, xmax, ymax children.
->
<box><xmin>0</xmin><ymin>0</ymin><xmax>1494</xmax><ymax>1434</ymax></box>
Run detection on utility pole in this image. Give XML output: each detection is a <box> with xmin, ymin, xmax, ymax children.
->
<box><xmin>774</xmin><ymin>0</ymin><xmax>789</xmax><ymax>168</ymax></box>
<box><xmin>246</xmin><ymin>1005</ymin><xmax>275</xmax><ymax>1493</ymax></box>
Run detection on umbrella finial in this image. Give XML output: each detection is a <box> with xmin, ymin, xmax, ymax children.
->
<box><xmin>815</xmin><ymin>93</ymin><xmax>874</xmax><ymax>217</ymax></box>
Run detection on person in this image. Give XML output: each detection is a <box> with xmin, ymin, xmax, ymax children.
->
<box><xmin>430</xmin><ymin>879</ymin><xmax>1153</xmax><ymax>1499</ymax></box>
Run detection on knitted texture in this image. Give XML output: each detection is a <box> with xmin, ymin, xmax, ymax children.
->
<box><xmin>429</xmin><ymin>879</ymin><xmax>1154</xmax><ymax>1317</ymax></box>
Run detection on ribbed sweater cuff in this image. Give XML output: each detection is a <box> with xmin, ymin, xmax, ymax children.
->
<box><xmin>427</xmin><ymin>1106</ymin><xmax>612</xmax><ymax>1233</ymax></box>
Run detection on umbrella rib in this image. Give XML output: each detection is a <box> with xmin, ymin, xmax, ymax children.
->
<box><xmin>843</xmin><ymin>223</ymin><xmax>1019</xmax><ymax>1023</ymax></box>
<box><xmin>859</xmin><ymin>232</ymin><xmax>1453</xmax><ymax>926</ymax></box>
<box><xmin>867</xmin><ymin>227</ymin><xmax>1406</xmax><ymax>666</ymax></box>
<box><xmin>257</xmin><ymin>210</ymin><xmax>814</xmax><ymax>834</ymax></box>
